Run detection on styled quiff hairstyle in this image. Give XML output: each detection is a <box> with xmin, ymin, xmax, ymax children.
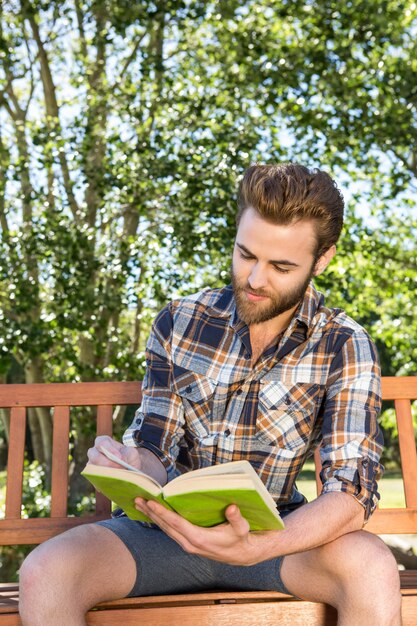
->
<box><xmin>237</xmin><ymin>163</ymin><xmax>344</xmax><ymax>259</ymax></box>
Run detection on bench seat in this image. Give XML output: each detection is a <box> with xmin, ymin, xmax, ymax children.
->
<box><xmin>1</xmin><ymin>378</ymin><xmax>416</xmax><ymax>625</ymax></box>
<box><xmin>1</xmin><ymin>580</ymin><xmax>417</xmax><ymax>625</ymax></box>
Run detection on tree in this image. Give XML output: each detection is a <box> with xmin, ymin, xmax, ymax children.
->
<box><xmin>0</xmin><ymin>0</ymin><xmax>416</xmax><ymax>482</ymax></box>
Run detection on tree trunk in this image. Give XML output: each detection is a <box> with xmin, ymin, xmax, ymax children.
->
<box><xmin>24</xmin><ymin>358</ymin><xmax>52</xmax><ymax>469</ymax></box>
<box><xmin>27</xmin><ymin>407</ymin><xmax>44</xmax><ymax>464</ymax></box>
<box><xmin>24</xmin><ymin>0</ymin><xmax>79</xmax><ymax>220</ymax></box>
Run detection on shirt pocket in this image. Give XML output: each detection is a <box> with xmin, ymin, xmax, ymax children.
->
<box><xmin>171</xmin><ymin>368</ymin><xmax>217</xmax><ymax>443</ymax></box>
<box><xmin>256</xmin><ymin>380</ymin><xmax>323</xmax><ymax>452</ymax></box>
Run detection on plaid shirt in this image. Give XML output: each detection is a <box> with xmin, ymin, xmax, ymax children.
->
<box><xmin>124</xmin><ymin>283</ymin><xmax>383</xmax><ymax>521</ymax></box>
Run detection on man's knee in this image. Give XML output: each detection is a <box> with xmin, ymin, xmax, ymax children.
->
<box><xmin>334</xmin><ymin>531</ymin><xmax>399</xmax><ymax>581</ymax></box>
<box><xmin>19</xmin><ymin>537</ymin><xmax>72</xmax><ymax>624</ymax></box>
<box><xmin>19</xmin><ymin>530</ymin><xmax>83</xmax><ymax>602</ymax></box>
<box><xmin>330</xmin><ymin>531</ymin><xmax>401</xmax><ymax>611</ymax></box>
<box><xmin>19</xmin><ymin>525</ymin><xmax>106</xmax><ymax>608</ymax></box>
<box><xmin>20</xmin><ymin>522</ymin><xmax>137</xmax><ymax>621</ymax></box>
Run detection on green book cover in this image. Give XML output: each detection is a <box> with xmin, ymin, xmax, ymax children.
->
<box><xmin>81</xmin><ymin>458</ymin><xmax>284</xmax><ymax>531</ymax></box>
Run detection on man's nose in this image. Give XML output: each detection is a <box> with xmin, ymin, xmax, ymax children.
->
<box><xmin>248</xmin><ymin>264</ymin><xmax>267</xmax><ymax>290</ymax></box>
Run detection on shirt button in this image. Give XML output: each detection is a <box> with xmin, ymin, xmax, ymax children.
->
<box><xmin>284</xmin><ymin>397</ymin><xmax>291</xmax><ymax>406</ymax></box>
<box><xmin>225</xmin><ymin>429</ymin><xmax>231</xmax><ymax>437</ymax></box>
<box><xmin>185</xmin><ymin>385</ymin><xmax>192</xmax><ymax>394</ymax></box>
<box><xmin>236</xmin><ymin>389</ymin><xmax>242</xmax><ymax>395</ymax></box>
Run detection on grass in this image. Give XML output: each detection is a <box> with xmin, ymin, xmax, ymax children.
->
<box><xmin>297</xmin><ymin>461</ymin><xmax>406</xmax><ymax>508</ymax></box>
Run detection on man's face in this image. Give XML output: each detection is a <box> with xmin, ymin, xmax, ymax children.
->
<box><xmin>231</xmin><ymin>208</ymin><xmax>320</xmax><ymax>325</ymax></box>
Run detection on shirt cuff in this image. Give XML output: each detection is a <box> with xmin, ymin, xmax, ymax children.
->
<box><xmin>320</xmin><ymin>457</ymin><xmax>383</xmax><ymax>522</ymax></box>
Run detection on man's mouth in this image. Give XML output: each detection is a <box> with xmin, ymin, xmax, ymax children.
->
<box><xmin>244</xmin><ymin>290</ymin><xmax>269</xmax><ymax>302</ymax></box>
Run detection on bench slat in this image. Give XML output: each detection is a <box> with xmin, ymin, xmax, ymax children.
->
<box><xmin>0</xmin><ymin>516</ymin><xmax>110</xmax><ymax>545</ymax></box>
<box><xmin>95</xmin><ymin>405</ymin><xmax>113</xmax><ymax>516</ymax></box>
<box><xmin>395</xmin><ymin>398</ymin><xmax>417</xmax><ymax>508</ymax></box>
<box><xmin>382</xmin><ymin>377</ymin><xmax>417</xmax><ymax>399</ymax></box>
<box><xmin>0</xmin><ymin>382</ymin><xmax>141</xmax><ymax>408</ymax></box>
<box><xmin>365</xmin><ymin>508</ymin><xmax>417</xmax><ymax>534</ymax></box>
<box><xmin>5</xmin><ymin>407</ymin><xmax>26</xmax><ymax>519</ymax></box>
<box><xmin>51</xmin><ymin>406</ymin><xmax>70</xmax><ymax>518</ymax></box>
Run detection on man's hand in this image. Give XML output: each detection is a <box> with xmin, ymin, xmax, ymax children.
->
<box><xmin>135</xmin><ymin>498</ymin><xmax>273</xmax><ymax>566</ymax></box>
<box><xmin>87</xmin><ymin>435</ymin><xmax>144</xmax><ymax>470</ymax></box>
<box><xmin>87</xmin><ymin>436</ymin><xmax>168</xmax><ymax>485</ymax></box>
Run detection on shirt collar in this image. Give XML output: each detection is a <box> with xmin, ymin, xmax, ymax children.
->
<box><xmin>205</xmin><ymin>285</ymin><xmax>236</xmax><ymax>319</ymax></box>
<box><xmin>293</xmin><ymin>282</ymin><xmax>325</xmax><ymax>329</ymax></box>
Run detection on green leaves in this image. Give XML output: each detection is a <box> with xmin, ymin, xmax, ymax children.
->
<box><xmin>0</xmin><ymin>0</ymin><xmax>416</xmax><ymax>391</ymax></box>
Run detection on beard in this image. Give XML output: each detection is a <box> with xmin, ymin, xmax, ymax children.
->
<box><xmin>231</xmin><ymin>266</ymin><xmax>314</xmax><ymax>325</ymax></box>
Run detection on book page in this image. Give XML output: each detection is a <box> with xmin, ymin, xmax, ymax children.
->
<box><xmin>172</xmin><ymin>461</ymin><xmax>279</xmax><ymax>512</ymax></box>
<box><xmin>174</xmin><ymin>460</ymin><xmax>259</xmax><ymax>482</ymax></box>
<box><xmin>82</xmin><ymin>464</ymin><xmax>162</xmax><ymax>496</ymax></box>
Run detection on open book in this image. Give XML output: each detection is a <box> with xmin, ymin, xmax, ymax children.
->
<box><xmin>81</xmin><ymin>448</ymin><xmax>284</xmax><ymax>531</ymax></box>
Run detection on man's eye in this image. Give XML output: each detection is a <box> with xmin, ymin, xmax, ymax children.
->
<box><xmin>240</xmin><ymin>252</ymin><xmax>253</xmax><ymax>260</ymax></box>
<box><xmin>273</xmin><ymin>266</ymin><xmax>290</xmax><ymax>274</ymax></box>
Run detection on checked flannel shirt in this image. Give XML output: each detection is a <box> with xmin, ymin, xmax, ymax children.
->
<box><xmin>124</xmin><ymin>283</ymin><xmax>384</xmax><ymax>521</ymax></box>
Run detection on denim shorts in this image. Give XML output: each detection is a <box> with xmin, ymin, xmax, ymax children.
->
<box><xmin>96</xmin><ymin>516</ymin><xmax>292</xmax><ymax>598</ymax></box>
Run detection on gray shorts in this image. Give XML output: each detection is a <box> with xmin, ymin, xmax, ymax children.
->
<box><xmin>96</xmin><ymin>517</ymin><xmax>292</xmax><ymax>598</ymax></box>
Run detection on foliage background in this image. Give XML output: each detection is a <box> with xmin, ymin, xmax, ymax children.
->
<box><xmin>0</xmin><ymin>0</ymin><xmax>416</xmax><ymax>574</ymax></box>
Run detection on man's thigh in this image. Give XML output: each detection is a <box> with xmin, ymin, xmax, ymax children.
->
<box><xmin>280</xmin><ymin>530</ymin><xmax>400</xmax><ymax>607</ymax></box>
<box><xmin>97</xmin><ymin>517</ymin><xmax>291</xmax><ymax>596</ymax></box>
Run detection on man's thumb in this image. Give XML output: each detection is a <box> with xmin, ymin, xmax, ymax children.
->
<box><xmin>225</xmin><ymin>505</ymin><xmax>250</xmax><ymax>535</ymax></box>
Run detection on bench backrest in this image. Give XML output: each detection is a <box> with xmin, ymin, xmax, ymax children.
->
<box><xmin>1</xmin><ymin>377</ymin><xmax>416</xmax><ymax>545</ymax></box>
<box><xmin>1</xmin><ymin>382</ymin><xmax>141</xmax><ymax>545</ymax></box>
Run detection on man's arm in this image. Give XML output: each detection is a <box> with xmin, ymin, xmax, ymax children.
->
<box><xmin>122</xmin><ymin>303</ymin><xmax>185</xmax><ymax>481</ymax></box>
<box><xmin>318</xmin><ymin>326</ymin><xmax>384</xmax><ymax>521</ymax></box>
<box><xmin>135</xmin><ymin>489</ymin><xmax>364</xmax><ymax>566</ymax></box>
<box><xmin>87</xmin><ymin>303</ymin><xmax>185</xmax><ymax>485</ymax></box>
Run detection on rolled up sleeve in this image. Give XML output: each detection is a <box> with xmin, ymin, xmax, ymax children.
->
<box><xmin>123</xmin><ymin>305</ymin><xmax>184</xmax><ymax>481</ymax></box>
<box><xmin>319</xmin><ymin>329</ymin><xmax>384</xmax><ymax>522</ymax></box>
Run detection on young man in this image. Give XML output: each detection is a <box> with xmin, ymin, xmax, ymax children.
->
<box><xmin>19</xmin><ymin>164</ymin><xmax>402</xmax><ymax>625</ymax></box>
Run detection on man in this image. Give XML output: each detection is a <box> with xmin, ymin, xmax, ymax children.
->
<box><xmin>19</xmin><ymin>164</ymin><xmax>401</xmax><ymax>625</ymax></box>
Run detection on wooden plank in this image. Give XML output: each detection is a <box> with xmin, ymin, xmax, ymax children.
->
<box><xmin>86</xmin><ymin>601</ymin><xmax>338</xmax><ymax>626</ymax></box>
<box><xmin>0</xmin><ymin>613</ymin><xmax>22</xmax><ymax>626</ymax></box>
<box><xmin>95</xmin><ymin>405</ymin><xmax>113</xmax><ymax>516</ymax></box>
<box><xmin>1</xmin><ymin>584</ymin><xmax>416</xmax><ymax>626</ymax></box>
<box><xmin>402</xmin><ymin>592</ymin><xmax>417</xmax><ymax>626</ymax></box>
<box><xmin>97</xmin><ymin>590</ymin><xmax>292</xmax><ymax>608</ymax></box>
<box><xmin>96</xmin><ymin>405</ymin><xmax>113</xmax><ymax>437</ymax></box>
<box><xmin>50</xmin><ymin>406</ymin><xmax>70</xmax><ymax>518</ymax></box>
<box><xmin>365</xmin><ymin>508</ymin><xmax>417</xmax><ymax>534</ymax></box>
<box><xmin>5</xmin><ymin>408</ymin><xmax>26</xmax><ymax>519</ymax></box>
<box><xmin>0</xmin><ymin>515</ymin><xmax>110</xmax><ymax>545</ymax></box>
<box><xmin>0</xmin><ymin>382</ymin><xmax>141</xmax><ymax>408</ymax></box>
<box><xmin>395</xmin><ymin>399</ymin><xmax>417</xmax><ymax>508</ymax></box>
<box><xmin>382</xmin><ymin>377</ymin><xmax>417</xmax><ymax>400</ymax></box>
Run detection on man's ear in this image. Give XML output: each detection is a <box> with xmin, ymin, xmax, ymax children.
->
<box><xmin>313</xmin><ymin>245</ymin><xmax>337</xmax><ymax>276</ymax></box>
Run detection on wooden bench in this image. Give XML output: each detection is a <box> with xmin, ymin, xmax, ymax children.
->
<box><xmin>0</xmin><ymin>378</ymin><xmax>416</xmax><ymax>625</ymax></box>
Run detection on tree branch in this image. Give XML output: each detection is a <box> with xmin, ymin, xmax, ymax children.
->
<box><xmin>74</xmin><ymin>0</ymin><xmax>88</xmax><ymax>60</ymax></box>
<box><xmin>115</xmin><ymin>30</ymin><xmax>146</xmax><ymax>87</ymax></box>
<box><xmin>22</xmin><ymin>0</ymin><xmax>80</xmax><ymax>220</ymax></box>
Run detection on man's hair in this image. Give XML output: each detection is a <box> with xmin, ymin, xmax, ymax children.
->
<box><xmin>237</xmin><ymin>163</ymin><xmax>344</xmax><ymax>259</ymax></box>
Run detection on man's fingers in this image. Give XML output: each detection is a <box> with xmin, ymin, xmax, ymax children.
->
<box><xmin>136</xmin><ymin>499</ymin><xmax>199</xmax><ymax>551</ymax></box>
<box><xmin>87</xmin><ymin>436</ymin><xmax>124</xmax><ymax>466</ymax></box>
<box><xmin>138</xmin><ymin>500</ymin><xmax>195</xmax><ymax>533</ymax></box>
